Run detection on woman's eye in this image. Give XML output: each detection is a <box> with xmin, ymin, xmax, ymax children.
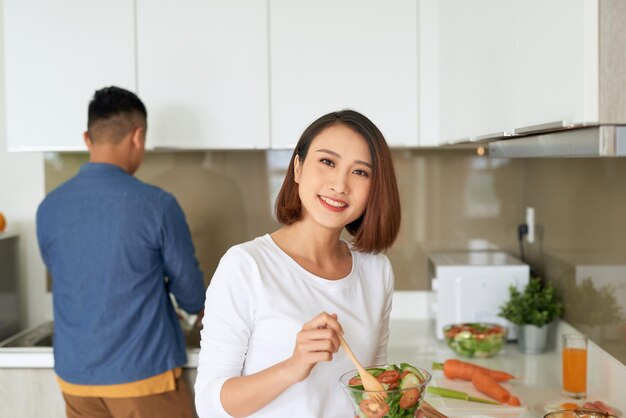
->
<box><xmin>353</xmin><ymin>169</ymin><xmax>370</xmax><ymax>177</ymax></box>
<box><xmin>320</xmin><ymin>158</ymin><xmax>335</xmax><ymax>167</ymax></box>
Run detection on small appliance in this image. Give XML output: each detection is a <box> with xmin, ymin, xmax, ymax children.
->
<box><xmin>428</xmin><ymin>251</ymin><xmax>530</xmax><ymax>340</ymax></box>
<box><xmin>0</xmin><ymin>233</ymin><xmax>20</xmax><ymax>342</ymax></box>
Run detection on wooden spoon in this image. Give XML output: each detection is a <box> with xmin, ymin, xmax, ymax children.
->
<box><xmin>339</xmin><ymin>334</ymin><xmax>387</xmax><ymax>402</ymax></box>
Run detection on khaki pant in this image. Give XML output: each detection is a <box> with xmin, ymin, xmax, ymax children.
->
<box><xmin>62</xmin><ymin>376</ymin><xmax>195</xmax><ymax>418</ymax></box>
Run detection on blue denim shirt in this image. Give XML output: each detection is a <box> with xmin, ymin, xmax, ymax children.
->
<box><xmin>36</xmin><ymin>163</ymin><xmax>205</xmax><ymax>385</ymax></box>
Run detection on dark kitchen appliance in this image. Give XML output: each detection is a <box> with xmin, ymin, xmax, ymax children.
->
<box><xmin>0</xmin><ymin>233</ymin><xmax>20</xmax><ymax>341</ymax></box>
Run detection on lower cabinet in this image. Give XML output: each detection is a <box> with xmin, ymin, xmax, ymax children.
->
<box><xmin>0</xmin><ymin>368</ymin><xmax>199</xmax><ymax>418</ymax></box>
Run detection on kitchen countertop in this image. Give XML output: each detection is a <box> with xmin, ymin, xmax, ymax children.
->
<box><xmin>1</xmin><ymin>291</ymin><xmax>625</xmax><ymax>417</ymax></box>
<box><xmin>388</xmin><ymin>320</ymin><xmax>587</xmax><ymax>418</ymax></box>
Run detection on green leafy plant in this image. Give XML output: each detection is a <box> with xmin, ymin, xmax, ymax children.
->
<box><xmin>498</xmin><ymin>277</ymin><xmax>563</xmax><ymax>327</ymax></box>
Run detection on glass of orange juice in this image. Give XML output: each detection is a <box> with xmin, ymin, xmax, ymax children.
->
<box><xmin>562</xmin><ymin>334</ymin><xmax>587</xmax><ymax>398</ymax></box>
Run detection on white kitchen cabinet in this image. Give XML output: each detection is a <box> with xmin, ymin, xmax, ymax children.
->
<box><xmin>421</xmin><ymin>0</ymin><xmax>626</xmax><ymax>145</ymax></box>
<box><xmin>269</xmin><ymin>0</ymin><xmax>418</xmax><ymax>148</ymax></box>
<box><xmin>420</xmin><ymin>0</ymin><xmax>517</xmax><ymax>146</ymax></box>
<box><xmin>136</xmin><ymin>0</ymin><xmax>269</xmax><ymax>150</ymax></box>
<box><xmin>3</xmin><ymin>1</ymin><xmax>136</xmax><ymax>152</ymax></box>
<box><xmin>0</xmin><ymin>367</ymin><xmax>200</xmax><ymax>418</ymax></box>
<box><xmin>516</xmin><ymin>0</ymin><xmax>599</xmax><ymax>129</ymax></box>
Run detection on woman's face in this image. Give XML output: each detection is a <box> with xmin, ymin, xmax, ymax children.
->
<box><xmin>294</xmin><ymin>124</ymin><xmax>372</xmax><ymax>232</ymax></box>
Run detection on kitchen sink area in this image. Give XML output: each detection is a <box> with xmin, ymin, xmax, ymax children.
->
<box><xmin>0</xmin><ymin>321</ymin><xmax>203</xmax><ymax>417</ymax></box>
<box><xmin>0</xmin><ymin>321</ymin><xmax>201</xmax><ymax>349</ymax></box>
<box><xmin>0</xmin><ymin>321</ymin><xmax>54</xmax><ymax>348</ymax></box>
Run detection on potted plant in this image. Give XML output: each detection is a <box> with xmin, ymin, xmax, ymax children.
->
<box><xmin>499</xmin><ymin>277</ymin><xmax>563</xmax><ymax>354</ymax></box>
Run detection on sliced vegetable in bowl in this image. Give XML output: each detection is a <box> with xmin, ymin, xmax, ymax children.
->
<box><xmin>339</xmin><ymin>363</ymin><xmax>432</xmax><ymax>418</ymax></box>
<box><xmin>443</xmin><ymin>323</ymin><xmax>507</xmax><ymax>358</ymax></box>
<box><xmin>536</xmin><ymin>399</ymin><xmax>622</xmax><ymax>417</ymax></box>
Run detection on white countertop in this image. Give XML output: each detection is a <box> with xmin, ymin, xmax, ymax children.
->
<box><xmin>389</xmin><ymin>316</ymin><xmax>626</xmax><ymax>418</ymax></box>
<box><xmin>390</xmin><ymin>320</ymin><xmax>577</xmax><ymax>418</ymax></box>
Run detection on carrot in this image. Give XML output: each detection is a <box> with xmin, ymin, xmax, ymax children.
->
<box><xmin>471</xmin><ymin>370</ymin><xmax>510</xmax><ymax>403</ymax></box>
<box><xmin>432</xmin><ymin>359</ymin><xmax>515</xmax><ymax>382</ymax></box>
<box><xmin>508</xmin><ymin>396</ymin><xmax>521</xmax><ymax>407</ymax></box>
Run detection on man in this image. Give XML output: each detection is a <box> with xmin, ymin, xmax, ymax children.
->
<box><xmin>36</xmin><ymin>86</ymin><xmax>205</xmax><ymax>418</ymax></box>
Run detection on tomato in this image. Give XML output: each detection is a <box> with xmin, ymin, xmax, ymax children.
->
<box><xmin>487</xmin><ymin>325</ymin><xmax>505</xmax><ymax>335</ymax></box>
<box><xmin>387</xmin><ymin>380</ymin><xmax>400</xmax><ymax>390</ymax></box>
<box><xmin>359</xmin><ymin>399</ymin><xmax>389</xmax><ymax>418</ymax></box>
<box><xmin>348</xmin><ymin>376</ymin><xmax>362</xmax><ymax>386</ymax></box>
<box><xmin>376</xmin><ymin>370</ymin><xmax>401</xmax><ymax>383</ymax></box>
<box><xmin>399</xmin><ymin>388</ymin><xmax>420</xmax><ymax>409</ymax></box>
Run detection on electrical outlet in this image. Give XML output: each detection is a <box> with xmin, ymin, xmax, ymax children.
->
<box><xmin>526</xmin><ymin>207</ymin><xmax>535</xmax><ymax>243</ymax></box>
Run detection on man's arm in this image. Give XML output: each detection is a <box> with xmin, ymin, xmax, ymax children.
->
<box><xmin>160</xmin><ymin>194</ymin><xmax>205</xmax><ymax>313</ymax></box>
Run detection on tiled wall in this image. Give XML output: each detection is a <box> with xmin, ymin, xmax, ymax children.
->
<box><xmin>44</xmin><ymin>151</ymin><xmax>626</xmax><ymax>363</ymax></box>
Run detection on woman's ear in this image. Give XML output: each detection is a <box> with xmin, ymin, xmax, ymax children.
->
<box><xmin>293</xmin><ymin>155</ymin><xmax>302</xmax><ymax>184</ymax></box>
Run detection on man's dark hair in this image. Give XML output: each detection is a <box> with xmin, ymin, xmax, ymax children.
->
<box><xmin>87</xmin><ymin>86</ymin><xmax>147</xmax><ymax>143</ymax></box>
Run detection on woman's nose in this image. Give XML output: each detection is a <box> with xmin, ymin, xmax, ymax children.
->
<box><xmin>329</xmin><ymin>171</ymin><xmax>349</xmax><ymax>194</ymax></box>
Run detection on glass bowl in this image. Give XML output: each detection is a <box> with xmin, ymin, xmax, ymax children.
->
<box><xmin>544</xmin><ymin>410</ymin><xmax>619</xmax><ymax>418</ymax></box>
<box><xmin>339</xmin><ymin>364</ymin><xmax>432</xmax><ymax>418</ymax></box>
<box><xmin>443</xmin><ymin>322</ymin><xmax>507</xmax><ymax>358</ymax></box>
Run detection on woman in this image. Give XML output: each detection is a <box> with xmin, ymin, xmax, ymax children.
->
<box><xmin>195</xmin><ymin>110</ymin><xmax>401</xmax><ymax>417</ymax></box>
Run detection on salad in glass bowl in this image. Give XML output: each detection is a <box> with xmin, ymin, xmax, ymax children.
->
<box><xmin>339</xmin><ymin>363</ymin><xmax>432</xmax><ymax>418</ymax></box>
<box><xmin>443</xmin><ymin>322</ymin><xmax>507</xmax><ymax>358</ymax></box>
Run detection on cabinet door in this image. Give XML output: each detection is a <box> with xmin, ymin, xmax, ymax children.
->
<box><xmin>136</xmin><ymin>0</ymin><xmax>269</xmax><ymax>150</ymax></box>
<box><xmin>419</xmin><ymin>0</ymin><xmax>517</xmax><ymax>146</ymax></box>
<box><xmin>3</xmin><ymin>1</ymin><xmax>135</xmax><ymax>151</ymax></box>
<box><xmin>516</xmin><ymin>0</ymin><xmax>599</xmax><ymax>129</ymax></box>
<box><xmin>270</xmin><ymin>0</ymin><xmax>418</xmax><ymax>148</ymax></box>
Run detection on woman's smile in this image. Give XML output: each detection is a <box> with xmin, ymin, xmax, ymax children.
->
<box><xmin>318</xmin><ymin>195</ymin><xmax>349</xmax><ymax>211</ymax></box>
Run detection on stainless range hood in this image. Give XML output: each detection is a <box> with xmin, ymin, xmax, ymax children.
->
<box><xmin>487</xmin><ymin>124</ymin><xmax>626</xmax><ymax>158</ymax></box>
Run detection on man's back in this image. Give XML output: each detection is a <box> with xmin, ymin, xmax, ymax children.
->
<box><xmin>37</xmin><ymin>162</ymin><xmax>205</xmax><ymax>385</ymax></box>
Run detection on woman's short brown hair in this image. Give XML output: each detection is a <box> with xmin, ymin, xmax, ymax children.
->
<box><xmin>275</xmin><ymin>110</ymin><xmax>401</xmax><ymax>254</ymax></box>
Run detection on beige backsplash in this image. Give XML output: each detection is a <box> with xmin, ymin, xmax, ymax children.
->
<box><xmin>44</xmin><ymin>150</ymin><xmax>527</xmax><ymax>289</ymax></box>
<box><xmin>522</xmin><ymin>158</ymin><xmax>626</xmax><ymax>364</ymax></box>
<box><xmin>44</xmin><ymin>150</ymin><xmax>626</xmax><ymax>364</ymax></box>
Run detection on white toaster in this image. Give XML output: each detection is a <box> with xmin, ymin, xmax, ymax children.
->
<box><xmin>428</xmin><ymin>251</ymin><xmax>530</xmax><ymax>340</ymax></box>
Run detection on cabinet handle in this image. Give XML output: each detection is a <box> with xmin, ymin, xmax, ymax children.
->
<box><xmin>514</xmin><ymin>120</ymin><xmax>570</xmax><ymax>135</ymax></box>
<box><xmin>473</xmin><ymin>131</ymin><xmax>514</xmax><ymax>142</ymax></box>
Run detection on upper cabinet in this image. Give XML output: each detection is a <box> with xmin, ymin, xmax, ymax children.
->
<box><xmin>516</xmin><ymin>0</ymin><xmax>599</xmax><ymax>130</ymax></box>
<box><xmin>7</xmin><ymin>2</ymin><xmax>621</xmax><ymax>151</ymax></box>
<box><xmin>421</xmin><ymin>0</ymin><xmax>626</xmax><ymax>145</ymax></box>
<box><xmin>269</xmin><ymin>0</ymin><xmax>419</xmax><ymax>148</ymax></box>
<box><xmin>419</xmin><ymin>0</ymin><xmax>517</xmax><ymax>146</ymax></box>
<box><xmin>3</xmin><ymin>1</ymin><xmax>135</xmax><ymax>151</ymax></box>
<box><xmin>136</xmin><ymin>1</ymin><xmax>270</xmax><ymax>150</ymax></box>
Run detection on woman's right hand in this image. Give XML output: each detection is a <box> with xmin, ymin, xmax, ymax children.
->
<box><xmin>283</xmin><ymin>312</ymin><xmax>344</xmax><ymax>384</ymax></box>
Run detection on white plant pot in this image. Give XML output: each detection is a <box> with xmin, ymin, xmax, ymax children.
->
<box><xmin>517</xmin><ymin>324</ymin><xmax>549</xmax><ymax>354</ymax></box>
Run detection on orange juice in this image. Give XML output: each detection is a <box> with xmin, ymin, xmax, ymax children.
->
<box><xmin>562</xmin><ymin>347</ymin><xmax>587</xmax><ymax>394</ymax></box>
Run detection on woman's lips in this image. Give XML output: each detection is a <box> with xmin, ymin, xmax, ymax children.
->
<box><xmin>318</xmin><ymin>195</ymin><xmax>349</xmax><ymax>212</ymax></box>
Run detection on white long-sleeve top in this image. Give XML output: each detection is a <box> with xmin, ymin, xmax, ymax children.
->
<box><xmin>194</xmin><ymin>234</ymin><xmax>394</xmax><ymax>418</ymax></box>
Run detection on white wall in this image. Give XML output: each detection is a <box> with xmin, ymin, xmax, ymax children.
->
<box><xmin>0</xmin><ymin>0</ymin><xmax>53</xmax><ymax>328</ymax></box>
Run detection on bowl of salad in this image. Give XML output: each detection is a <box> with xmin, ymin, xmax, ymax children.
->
<box><xmin>339</xmin><ymin>363</ymin><xmax>431</xmax><ymax>418</ymax></box>
<box><xmin>443</xmin><ymin>322</ymin><xmax>507</xmax><ymax>358</ymax></box>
